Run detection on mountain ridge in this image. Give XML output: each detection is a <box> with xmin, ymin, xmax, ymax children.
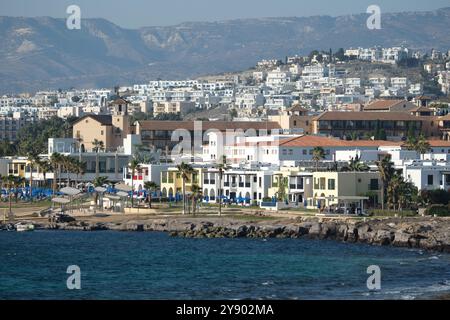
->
<box><xmin>1</xmin><ymin>7</ymin><xmax>449</xmax><ymax>93</ymax></box>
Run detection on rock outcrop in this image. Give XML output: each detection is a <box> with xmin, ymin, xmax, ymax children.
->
<box><xmin>25</xmin><ymin>215</ymin><xmax>450</xmax><ymax>253</ymax></box>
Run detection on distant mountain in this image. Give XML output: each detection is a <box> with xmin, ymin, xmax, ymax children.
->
<box><xmin>1</xmin><ymin>7</ymin><xmax>450</xmax><ymax>93</ymax></box>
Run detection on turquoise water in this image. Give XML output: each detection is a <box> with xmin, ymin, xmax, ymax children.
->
<box><xmin>0</xmin><ymin>230</ymin><xmax>449</xmax><ymax>300</ymax></box>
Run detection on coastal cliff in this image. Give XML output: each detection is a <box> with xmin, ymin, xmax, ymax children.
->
<box><xmin>46</xmin><ymin>216</ymin><xmax>450</xmax><ymax>253</ymax></box>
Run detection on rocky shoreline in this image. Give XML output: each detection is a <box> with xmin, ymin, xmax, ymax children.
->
<box><xmin>23</xmin><ymin>215</ymin><xmax>450</xmax><ymax>253</ymax></box>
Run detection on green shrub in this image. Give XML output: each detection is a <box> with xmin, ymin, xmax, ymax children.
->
<box><xmin>425</xmin><ymin>204</ymin><xmax>450</xmax><ymax>217</ymax></box>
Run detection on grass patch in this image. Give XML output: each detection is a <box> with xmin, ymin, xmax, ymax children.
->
<box><xmin>0</xmin><ymin>200</ymin><xmax>52</xmax><ymax>209</ymax></box>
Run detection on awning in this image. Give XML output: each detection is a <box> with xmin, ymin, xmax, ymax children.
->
<box><xmin>60</xmin><ymin>187</ymin><xmax>81</xmax><ymax>196</ymax></box>
<box><xmin>94</xmin><ymin>186</ymin><xmax>107</xmax><ymax>193</ymax></box>
<box><xmin>116</xmin><ymin>191</ymin><xmax>129</xmax><ymax>197</ymax></box>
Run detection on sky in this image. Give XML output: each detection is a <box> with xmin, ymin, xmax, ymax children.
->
<box><xmin>0</xmin><ymin>0</ymin><xmax>449</xmax><ymax>28</ymax></box>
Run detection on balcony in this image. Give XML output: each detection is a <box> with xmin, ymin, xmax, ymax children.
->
<box><xmin>224</xmin><ymin>182</ymin><xmax>230</xmax><ymax>187</ymax></box>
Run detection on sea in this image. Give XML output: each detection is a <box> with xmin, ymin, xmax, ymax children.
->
<box><xmin>0</xmin><ymin>230</ymin><xmax>449</xmax><ymax>300</ymax></box>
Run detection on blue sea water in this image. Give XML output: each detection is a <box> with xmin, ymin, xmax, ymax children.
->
<box><xmin>0</xmin><ymin>230</ymin><xmax>449</xmax><ymax>300</ymax></box>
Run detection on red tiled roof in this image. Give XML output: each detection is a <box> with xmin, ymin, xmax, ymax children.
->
<box><xmin>279</xmin><ymin>135</ymin><xmax>403</xmax><ymax>148</ymax></box>
<box><xmin>313</xmin><ymin>111</ymin><xmax>427</xmax><ymax>121</ymax></box>
<box><xmin>363</xmin><ymin>99</ymin><xmax>405</xmax><ymax>110</ymax></box>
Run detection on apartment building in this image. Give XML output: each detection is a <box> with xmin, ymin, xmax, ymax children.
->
<box><xmin>153</xmin><ymin>101</ymin><xmax>195</xmax><ymax>116</ymax></box>
<box><xmin>0</xmin><ymin>112</ymin><xmax>34</xmax><ymax>142</ymax></box>
<box><xmin>311</xmin><ymin>111</ymin><xmax>438</xmax><ymax>140</ymax></box>
<box><xmin>308</xmin><ymin>171</ymin><xmax>382</xmax><ymax>209</ymax></box>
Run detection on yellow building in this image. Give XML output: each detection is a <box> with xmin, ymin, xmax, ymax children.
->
<box><xmin>160</xmin><ymin>167</ymin><xmax>202</xmax><ymax>198</ymax></box>
<box><xmin>308</xmin><ymin>171</ymin><xmax>382</xmax><ymax>211</ymax></box>
<box><xmin>267</xmin><ymin>167</ymin><xmax>313</xmax><ymax>205</ymax></box>
<box><xmin>8</xmin><ymin>158</ymin><xmax>27</xmax><ymax>177</ymax></box>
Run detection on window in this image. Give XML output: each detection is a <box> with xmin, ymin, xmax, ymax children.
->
<box><xmin>302</xmin><ymin>149</ymin><xmax>307</xmax><ymax>155</ymax></box>
<box><xmin>327</xmin><ymin>179</ymin><xmax>335</xmax><ymax>190</ymax></box>
<box><xmin>101</xmin><ymin>130</ymin><xmax>104</xmax><ymax>135</ymax></box>
<box><xmin>293</xmin><ymin>120</ymin><xmax>297</xmax><ymax>126</ymax></box>
<box><xmin>427</xmin><ymin>175</ymin><xmax>434</xmax><ymax>185</ymax></box>
<box><xmin>369</xmin><ymin>179</ymin><xmax>379</xmax><ymax>190</ymax></box>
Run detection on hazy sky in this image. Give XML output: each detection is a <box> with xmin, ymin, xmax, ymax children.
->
<box><xmin>0</xmin><ymin>0</ymin><xmax>449</xmax><ymax>28</ymax></box>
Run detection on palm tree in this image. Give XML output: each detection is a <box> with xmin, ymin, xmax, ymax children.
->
<box><xmin>92</xmin><ymin>139</ymin><xmax>105</xmax><ymax>153</ymax></box>
<box><xmin>38</xmin><ymin>159</ymin><xmax>51</xmax><ymax>189</ymax></box>
<box><xmin>376</xmin><ymin>154</ymin><xmax>395</xmax><ymax>210</ymax></box>
<box><xmin>387</xmin><ymin>173</ymin><xmax>402</xmax><ymax>210</ymax></box>
<box><xmin>3</xmin><ymin>175</ymin><xmax>23</xmax><ymax>220</ymax></box>
<box><xmin>347</xmin><ymin>155</ymin><xmax>370</xmax><ymax>172</ymax></box>
<box><xmin>93</xmin><ymin>176</ymin><xmax>109</xmax><ymax>207</ymax></box>
<box><xmin>144</xmin><ymin>181</ymin><xmax>159</xmax><ymax>208</ymax></box>
<box><xmin>92</xmin><ymin>139</ymin><xmax>105</xmax><ymax>179</ymax></box>
<box><xmin>216</xmin><ymin>155</ymin><xmax>229</xmax><ymax>216</ymax></box>
<box><xmin>62</xmin><ymin>155</ymin><xmax>75</xmax><ymax>187</ymax></box>
<box><xmin>73</xmin><ymin>160</ymin><xmax>86</xmax><ymax>187</ymax></box>
<box><xmin>5</xmin><ymin>175</ymin><xmax>16</xmax><ymax>220</ymax></box>
<box><xmin>128</xmin><ymin>158</ymin><xmax>140</xmax><ymax>208</ymax></box>
<box><xmin>26</xmin><ymin>151</ymin><xmax>40</xmax><ymax>202</ymax></box>
<box><xmin>415</xmin><ymin>134</ymin><xmax>431</xmax><ymax>159</ymax></box>
<box><xmin>404</xmin><ymin>134</ymin><xmax>430</xmax><ymax>159</ymax></box>
<box><xmin>50</xmin><ymin>152</ymin><xmax>62</xmax><ymax>195</ymax></box>
<box><xmin>404</xmin><ymin>135</ymin><xmax>417</xmax><ymax>151</ymax></box>
<box><xmin>312</xmin><ymin>146</ymin><xmax>325</xmax><ymax>171</ymax></box>
<box><xmin>177</xmin><ymin>162</ymin><xmax>194</xmax><ymax>215</ymax></box>
<box><xmin>190</xmin><ymin>184</ymin><xmax>202</xmax><ymax>215</ymax></box>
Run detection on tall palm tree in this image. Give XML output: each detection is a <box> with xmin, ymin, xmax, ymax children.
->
<box><xmin>38</xmin><ymin>159</ymin><xmax>51</xmax><ymax>189</ymax></box>
<box><xmin>376</xmin><ymin>154</ymin><xmax>395</xmax><ymax>210</ymax></box>
<box><xmin>92</xmin><ymin>139</ymin><xmax>105</xmax><ymax>179</ymax></box>
<box><xmin>312</xmin><ymin>146</ymin><xmax>325</xmax><ymax>171</ymax></box>
<box><xmin>190</xmin><ymin>184</ymin><xmax>202</xmax><ymax>215</ymax></box>
<box><xmin>73</xmin><ymin>160</ymin><xmax>86</xmax><ymax>187</ymax></box>
<box><xmin>26</xmin><ymin>151</ymin><xmax>40</xmax><ymax>202</ymax></box>
<box><xmin>144</xmin><ymin>181</ymin><xmax>159</xmax><ymax>208</ymax></box>
<box><xmin>5</xmin><ymin>175</ymin><xmax>16</xmax><ymax>220</ymax></box>
<box><xmin>177</xmin><ymin>162</ymin><xmax>194</xmax><ymax>215</ymax></box>
<box><xmin>3</xmin><ymin>175</ymin><xmax>23</xmax><ymax>220</ymax></box>
<box><xmin>50</xmin><ymin>152</ymin><xmax>62</xmax><ymax>195</ymax></box>
<box><xmin>62</xmin><ymin>155</ymin><xmax>75</xmax><ymax>187</ymax></box>
<box><xmin>128</xmin><ymin>158</ymin><xmax>140</xmax><ymax>208</ymax></box>
<box><xmin>387</xmin><ymin>173</ymin><xmax>402</xmax><ymax>210</ymax></box>
<box><xmin>216</xmin><ymin>155</ymin><xmax>229</xmax><ymax>216</ymax></box>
